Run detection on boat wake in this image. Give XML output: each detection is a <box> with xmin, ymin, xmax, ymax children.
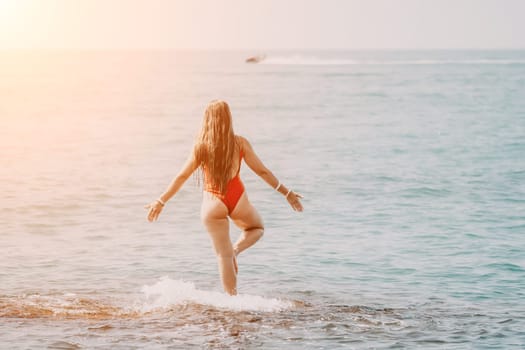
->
<box><xmin>260</xmin><ymin>54</ymin><xmax>525</xmax><ymax>66</ymax></box>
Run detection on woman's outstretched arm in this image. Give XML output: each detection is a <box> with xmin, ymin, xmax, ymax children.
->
<box><xmin>240</xmin><ymin>136</ymin><xmax>303</xmax><ymax>212</ymax></box>
<box><xmin>145</xmin><ymin>151</ymin><xmax>199</xmax><ymax>222</ymax></box>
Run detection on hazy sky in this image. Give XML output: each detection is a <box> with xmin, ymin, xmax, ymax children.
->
<box><xmin>0</xmin><ymin>0</ymin><xmax>524</xmax><ymax>49</ymax></box>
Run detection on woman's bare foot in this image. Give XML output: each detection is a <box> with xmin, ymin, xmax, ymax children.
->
<box><xmin>233</xmin><ymin>255</ymin><xmax>238</xmax><ymax>275</ymax></box>
<box><xmin>232</xmin><ymin>247</ymin><xmax>239</xmax><ymax>274</ymax></box>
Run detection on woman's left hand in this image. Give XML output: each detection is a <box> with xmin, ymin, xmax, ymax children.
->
<box><xmin>144</xmin><ymin>201</ymin><xmax>164</xmax><ymax>222</ymax></box>
<box><xmin>287</xmin><ymin>192</ymin><xmax>304</xmax><ymax>212</ymax></box>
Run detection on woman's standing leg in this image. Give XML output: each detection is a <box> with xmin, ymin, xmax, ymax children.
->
<box><xmin>201</xmin><ymin>194</ymin><xmax>237</xmax><ymax>295</ymax></box>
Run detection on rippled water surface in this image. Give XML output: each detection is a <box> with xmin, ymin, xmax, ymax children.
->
<box><xmin>1</xmin><ymin>50</ymin><xmax>525</xmax><ymax>349</ymax></box>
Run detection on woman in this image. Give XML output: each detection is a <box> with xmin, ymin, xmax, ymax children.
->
<box><xmin>145</xmin><ymin>100</ymin><xmax>303</xmax><ymax>295</ymax></box>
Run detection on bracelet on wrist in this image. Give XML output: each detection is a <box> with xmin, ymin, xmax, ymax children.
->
<box><xmin>274</xmin><ymin>181</ymin><xmax>282</xmax><ymax>191</ymax></box>
<box><xmin>156</xmin><ymin>198</ymin><xmax>165</xmax><ymax>206</ymax></box>
<box><xmin>285</xmin><ymin>189</ymin><xmax>293</xmax><ymax>198</ymax></box>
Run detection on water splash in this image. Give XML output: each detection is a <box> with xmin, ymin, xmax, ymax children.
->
<box><xmin>140</xmin><ymin>276</ymin><xmax>292</xmax><ymax>312</ymax></box>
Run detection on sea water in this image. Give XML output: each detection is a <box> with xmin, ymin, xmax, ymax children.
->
<box><xmin>1</xmin><ymin>50</ymin><xmax>524</xmax><ymax>349</ymax></box>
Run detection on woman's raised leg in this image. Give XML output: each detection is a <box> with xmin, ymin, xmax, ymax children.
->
<box><xmin>201</xmin><ymin>194</ymin><xmax>237</xmax><ymax>295</ymax></box>
<box><xmin>230</xmin><ymin>193</ymin><xmax>265</xmax><ymax>257</ymax></box>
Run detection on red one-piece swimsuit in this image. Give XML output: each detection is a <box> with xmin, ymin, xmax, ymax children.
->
<box><xmin>205</xmin><ymin>150</ymin><xmax>245</xmax><ymax>214</ymax></box>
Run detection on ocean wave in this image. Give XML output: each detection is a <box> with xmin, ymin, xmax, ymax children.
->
<box><xmin>0</xmin><ymin>293</ymin><xmax>133</xmax><ymax>319</ymax></box>
<box><xmin>0</xmin><ymin>278</ymin><xmax>292</xmax><ymax>319</ymax></box>
<box><xmin>397</xmin><ymin>186</ymin><xmax>453</xmax><ymax>198</ymax></box>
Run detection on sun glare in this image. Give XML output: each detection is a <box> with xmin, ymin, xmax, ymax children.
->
<box><xmin>0</xmin><ymin>0</ymin><xmax>28</xmax><ymax>31</ymax></box>
<box><xmin>0</xmin><ymin>0</ymin><xmax>18</xmax><ymax>17</ymax></box>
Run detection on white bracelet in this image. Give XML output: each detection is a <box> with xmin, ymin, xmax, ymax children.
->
<box><xmin>156</xmin><ymin>198</ymin><xmax>165</xmax><ymax>206</ymax></box>
<box><xmin>285</xmin><ymin>189</ymin><xmax>293</xmax><ymax>198</ymax></box>
<box><xmin>274</xmin><ymin>181</ymin><xmax>282</xmax><ymax>191</ymax></box>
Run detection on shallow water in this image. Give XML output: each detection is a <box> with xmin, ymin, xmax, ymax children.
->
<box><xmin>1</xmin><ymin>49</ymin><xmax>525</xmax><ymax>349</ymax></box>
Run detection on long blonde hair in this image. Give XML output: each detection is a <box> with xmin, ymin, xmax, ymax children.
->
<box><xmin>194</xmin><ymin>100</ymin><xmax>239</xmax><ymax>194</ymax></box>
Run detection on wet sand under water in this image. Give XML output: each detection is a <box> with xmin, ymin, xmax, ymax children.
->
<box><xmin>1</xmin><ymin>280</ymin><xmax>521</xmax><ymax>349</ymax></box>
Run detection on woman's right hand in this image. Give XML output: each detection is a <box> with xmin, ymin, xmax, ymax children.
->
<box><xmin>286</xmin><ymin>191</ymin><xmax>304</xmax><ymax>212</ymax></box>
<box><xmin>144</xmin><ymin>200</ymin><xmax>164</xmax><ymax>222</ymax></box>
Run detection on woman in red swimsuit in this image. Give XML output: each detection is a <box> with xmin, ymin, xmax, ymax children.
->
<box><xmin>145</xmin><ymin>100</ymin><xmax>303</xmax><ymax>295</ymax></box>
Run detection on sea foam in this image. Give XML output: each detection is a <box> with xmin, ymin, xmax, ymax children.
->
<box><xmin>140</xmin><ymin>276</ymin><xmax>292</xmax><ymax>312</ymax></box>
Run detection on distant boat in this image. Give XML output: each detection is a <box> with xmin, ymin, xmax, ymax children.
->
<box><xmin>245</xmin><ymin>54</ymin><xmax>266</xmax><ymax>63</ymax></box>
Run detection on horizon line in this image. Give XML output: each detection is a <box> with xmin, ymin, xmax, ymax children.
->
<box><xmin>1</xmin><ymin>47</ymin><xmax>525</xmax><ymax>52</ymax></box>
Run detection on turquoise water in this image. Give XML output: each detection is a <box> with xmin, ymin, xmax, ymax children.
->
<box><xmin>1</xmin><ymin>50</ymin><xmax>524</xmax><ymax>349</ymax></box>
